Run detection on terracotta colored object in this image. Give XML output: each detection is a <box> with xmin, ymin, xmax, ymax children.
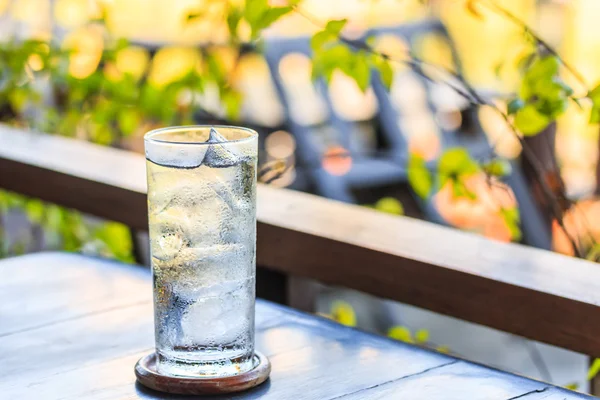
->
<box><xmin>134</xmin><ymin>352</ymin><xmax>271</xmax><ymax>395</ymax></box>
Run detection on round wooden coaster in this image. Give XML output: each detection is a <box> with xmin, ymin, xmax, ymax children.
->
<box><xmin>135</xmin><ymin>352</ymin><xmax>271</xmax><ymax>395</ymax></box>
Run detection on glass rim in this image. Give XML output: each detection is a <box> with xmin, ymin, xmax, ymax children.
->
<box><xmin>144</xmin><ymin>125</ymin><xmax>258</xmax><ymax>146</ymax></box>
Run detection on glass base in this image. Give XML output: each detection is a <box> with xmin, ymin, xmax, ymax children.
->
<box><xmin>156</xmin><ymin>348</ymin><xmax>256</xmax><ymax>378</ymax></box>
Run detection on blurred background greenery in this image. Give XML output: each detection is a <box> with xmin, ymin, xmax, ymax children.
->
<box><xmin>2</xmin><ymin>0</ymin><xmax>600</xmax><ymax>391</ymax></box>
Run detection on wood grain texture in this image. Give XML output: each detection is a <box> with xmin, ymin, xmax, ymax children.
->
<box><xmin>0</xmin><ymin>253</ymin><xmax>592</xmax><ymax>399</ymax></box>
<box><xmin>0</xmin><ymin>253</ymin><xmax>591</xmax><ymax>399</ymax></box>
<box><xmin>0</xmin><ymin>253</ymin><xmax>150</xmax><ymax>336</ymax></box>
<box><xmin>2</xmin><ymin>127</ymin><xmax>600</xmax><ymax>358</ymax></box>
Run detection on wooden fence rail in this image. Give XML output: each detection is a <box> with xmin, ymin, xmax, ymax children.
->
<box><xmin>1</xmin><ymin>125</ymin><xmax>600</xmax><ymax>361</ymax></box>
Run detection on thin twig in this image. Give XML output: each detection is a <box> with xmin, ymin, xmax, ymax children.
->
<box><xmin>477</xmin><ymin>0</ymin><xmax>588</xmax><ymax>91</ymax></box>
<box><xmin>292</xmin><ymin>3</ymin><xmax>586</xmax><ymax>255</ymax></box>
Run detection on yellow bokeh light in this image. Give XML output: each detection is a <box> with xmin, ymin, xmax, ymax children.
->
<box><xmin>478</xmin><ymin>106</ymin><xmax>522</xmax><ymax>159</ymax></box>
<box><xmin>148</xmin><ymin>47</ymin><xmax>200</xmax><ymax>87</ymax></box>
<box><xmin>373</xmin><ymin>35</ymin><xmax>409</xmax><ymax>72</ymax></box>
<box><xmin>438</xmin><ymin>0</ymin><xmax>535</xmax><ymax>88</ymax></box>
<box><xmin>54</xmin><ymin>0</ymin><xmax>90</xmax><ymax>29</ymax></box>
<box><xmin>232</xmin><ymin>53</ymin><xmax>284</xmax><ymax>127</ymax></box>
<box><xmin>116</xmin><ymin>46</ymin><xmax>150</xmax><ymax>80</ymax></box>
<box><xmin>0</xmin><ymin>0</ymin><xmax>9</xmax><ymax>15</ymax></box>
<box><xmin>27</xmin><ymin>54</ymin><xmax>44</xmax><ymax>72</ymax></box>
<box><xmin>63</xmin><ymin>25</ymin><xmax>105</xmax><ymax>79</ymax></box>
<box><xmin>412</xmin><ymin>33</ymin><xmax>455</xmax><ymax>73</ymax></box>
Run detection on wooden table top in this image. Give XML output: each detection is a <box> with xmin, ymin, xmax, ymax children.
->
<box><xmin>0</xmin><ymin>252</ymin><xmax>591</xmax><ymax>400</ymax></box>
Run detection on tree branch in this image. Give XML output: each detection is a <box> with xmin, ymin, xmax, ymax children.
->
<box><xmin>291</xmin><ymin>2</ymin><xmax>586</xmax><ymax>256</ymax></box>
<box><xmin>477</xmin><ymin>0</ymin><xmax>588</xmax><ymax>91</ymax></box>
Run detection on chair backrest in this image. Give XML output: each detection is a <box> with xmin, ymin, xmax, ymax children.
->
<box><xmin>264</xmin><ymin>19</ymin><xmax>553</xmax><ymax>249</ymax></box>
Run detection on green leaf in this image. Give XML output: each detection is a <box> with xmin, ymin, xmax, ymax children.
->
<box><xmin>311</xmin><ymin>43</ymin><xmax>354</xmax><ymax>83</ymax></box>
<box><xmin>222</xmin><ymin>90</ymin><xmax>243</xmax><ymax>121</ymax></box>
<box><xmin>325</xmin><ymin>19</ymin><xmax>347</xmax><ymax>35</ymax></box>
<box><xmin>257</xmin><ymin>6</ymin><xmax>291</xmax><ymax>31</ymax></box>
<box><xmin>374</xmin><ymin>58</ymin><xmax>393</xmax><ymax>90</ymax></box>
<box><xmin>500</xmin><ymin>208</ymin><xmax>522</xmax><ymax>242</ymax></box>
<box><xmin>514</xmin><ymin>104</ymin><xmax>551</xmax><ymax>135</ymax></box>
<box><xmin>25</xmin><ymin>199</ymin><xmax>45</xmax><ymax>224</ymax></box>
<box><xmin>591</xmin><ymin>105</ymin><xmax>600</xmax><ymax>124</ymax></box>
<box><xmin>451</xmin><ymin>180</ymin><xmax>477</xmax><ymax>200</ymax></box>
<box><xmin>586</xmin><ymin>244</ymin><xmax>600</xmax><ymax>262</ymax></box>
<box><xmin>408</xmin><ymin>154</ymin><xmax>433</xmax><ymax>199</ymax></box>
<box><xmin>331</xmin><ymin>301</ymin><xmax>356</xmax><ymax>327</ymax></box>
<box><xmin>388</xmin><ymin>326</ymin><xmax>414</xmax><ymax>343</ymax></box>
<box><xmin>507</xmin><ymin>98</ymin><xmax>524</xmax><ymax>115</ymax></box>
<box><xmin>352</xmin><ymin>54</ymin><xmax>370</xmax><ymax>92</ymax></box>
<box><xmin>114</xmin><ymin>38</ymin><xmax>130</xmax><ymax>52</ymax></box>
<box><xmin>117</xmin><ymin>108</ymin><xmax>142</xmax><ymax>137</ymax></box>
<box><xmin>438</xmin><ymin>148</ymin><xmax>479</xmax><ymax>176</ymax></box>
<box><xmin>520</xmin><ymin>55</ymin><xmax>561</xmax><ymax>101</ymax></box>
<box><xmin>244</xmin><ymin>0</ymin><xmax>292</xmax><ymax>40</ymax></box>
<box><xmin>310</xmin><ymin>19</ymin><xmax>347</xmax><ymax>53</ymax></box>
<box><xmin>414</xmin><ymin>329</ymin><xmax>430</xmax><ymax>344</ymax></box>
<box><xmin>588</xmin><ymin>358</ymin><xmax>600</xmax><ymax>381</ymax></box>
<box><xmin>588</xmin><ymin>83</ymin><xmax>600</xmax><ymax>123</ymax></box>
<box><xmin>310</xmin><ymin>30</ymin><xmax>335</xmax><ymax>52</ymax></box>
<box><xmin>374</xmin><ymin>197</ymin><xmax>404</xmax><ymax>215</ymax></box>
<box><xmin>227</xmin><ymin>7</ymin><xmax>243</xmax><ymax>40</ymax></box>
<box><xmin>244</xmin><ymin>0</ymin><xmax>267</xmax><ymax>24</ymax></box>
<box><xmin>527</xmin><ymin>56</ymin><xmax>560</xmax><ymax>82</ymax></box>
<box><xmin>483</xmin><ymin>159</ymin><xmax>512</xmax><ymax>177</ymax></box>
<box><xmin>564</xmin><ymin>383</ymin><xmax>579</xmax><ymax>391</ymax></box>
<box><xmin>589</xmin><ymin>83</ymin><xmax>600</xmax><ymax>100</ymax></box>
<box><xmin>93</xmin><ymin>222</ymin><xmax>134</xmax><ymax>262</ymax></box>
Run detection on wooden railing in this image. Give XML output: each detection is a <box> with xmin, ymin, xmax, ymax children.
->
<box><xmin>2</xmin><ymin>126</ymin><xmax>600</xmax><ymax>363</ymax></box>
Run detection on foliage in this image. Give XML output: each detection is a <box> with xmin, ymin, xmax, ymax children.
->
<box><xmin>0</xmin><ymin>4</ymin><xmax>257</xmax><ymax>260</ymax></box>
<box><xmin>326</xmin><ymin>300</ymin><xmax>357</xmax><ymax>327</ymax></box>
<box><xmin>243</xmin><ymin>0</ymin><xmax>294</xmax><ymax>40</ymax></box>
<box><xmin>310</xmin><ymin>19</ymin><xmax>393</xmax><ymax>91</ymax></box>
<box><xmin>507</xmin><ymin>55</ymin><xmax>573</xmax><ymax>135</ymax></box>
<box><xmin>0</xmin><ymin>0</ymin><xmax>596</xmax><ymax>257</ymax></box>
<box><xmin>407</xmin><ymin>154</ymin><xmax>433</xmax><ymax>199</ymax></box>
<box><xmin>388</xmin><ymin>325</ymin><xmax>449</xmax><ymax>354</ymax></box>
<box><xmin>588</xmin><ymin>358</ymin><xmax>600</xmax><ymax>381</ymax></box>
<box><xmin>301</xmin><ymin>0</ymin><xmax>599</xmax><ymax>253</ymax></box>
<box><xmin>0</xmin><ymin>190</ymin><xmax>132</xmax><ymax>262</ymax></box>
<box><xmin>364</xmin><ymin>197</ymin><xmax>404</xmax><ymax>216</ymax></box>
<box><xmin>1</xmin><ymin>0</ymin><xmax>599</xmax><ymax>389</ymax></box>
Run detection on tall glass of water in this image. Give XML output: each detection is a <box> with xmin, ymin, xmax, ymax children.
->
<box><xmin>145</xmin><ymin>126</ymin><xmax>257</xmax><ymax>378</ymax></box>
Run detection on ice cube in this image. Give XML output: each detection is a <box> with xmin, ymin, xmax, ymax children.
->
<box><xmin>154</xmin><ymin>231</ymin><xmax>184</xmax><ymax>261</ymax></box>
<box><xmin>149</xmin><ymin>216</ymin><xmax>186</xmax><ymax>262</ymax></box>
<box><xmin>203</xmin><ymin>127</ymin><xmax>244</xmax><ymax>168</ymax></box>
<box><xmin>146</xmin><ymin>141</ymin><xmax>208</xmax><ymax>169</ymax></box>
<box><xmin>180</xmin><ymin>282</ymin><xmax>250</xmax><ymax>345</ymax></box>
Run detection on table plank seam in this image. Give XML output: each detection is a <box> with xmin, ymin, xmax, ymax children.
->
<box><xmin>330</xmin><ymin>360</ymin><xmax>459</xmax><ymax>400</ymax></box>
<box><xmin>506</xmin><ymin>387</ymin><xmax>549</xmax><ymax>400</ymax></box>
<box><xmin>0</xmin><ymin>299</ymin><xmax>151</xmax><ymax>338</ymax></box>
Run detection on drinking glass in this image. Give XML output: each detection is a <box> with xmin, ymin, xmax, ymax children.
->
<box><xmin>145</xmin><ymin>126</ymin><xmax>257</xmax><ymax>377</ymax></box>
